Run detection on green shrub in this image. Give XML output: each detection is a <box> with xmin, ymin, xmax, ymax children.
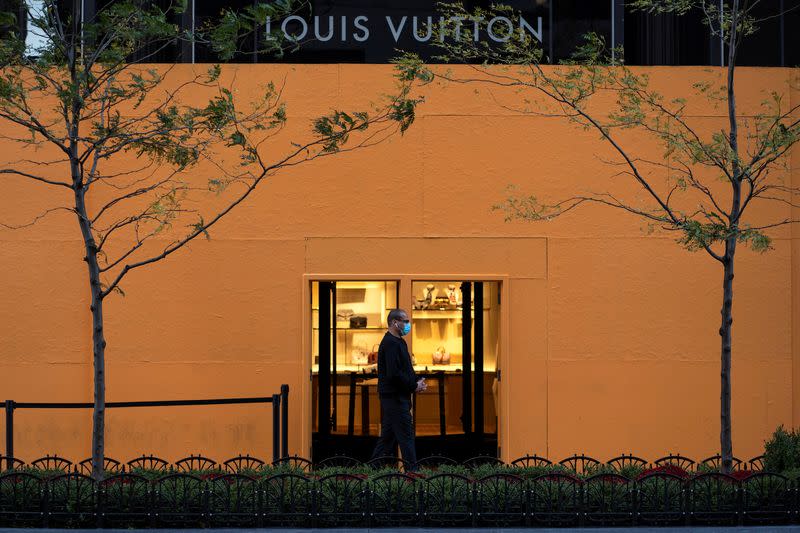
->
<box><xmin>781</xmin><ymin>467</ymin><xmax>800</xmax><ymax>480</ymax></box>
<box><xmin>763</xmin><ymin>425</ymin><xmax>800</xmax><ymax>474</ymax></box>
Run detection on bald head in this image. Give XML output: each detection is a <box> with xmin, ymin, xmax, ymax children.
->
<box><xmin>387</xmin><ymin>308</ymin><xmax>407</xmax><ymax>324</ymax></box>
<box><xmin>387</xmin><ymin>308</ymin><xmax>410</xmax><ymax>337</ymax></box>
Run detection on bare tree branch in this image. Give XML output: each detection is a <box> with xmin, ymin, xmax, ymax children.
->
<box><xmin>0</xmin><ymin>207</ymin><xmax>74</xmax><ymax>229</ymax></box>
<box><xmin>0</xmin><ymin>169</ymin><xmax>73</xmax><ymax>189</ymax></box>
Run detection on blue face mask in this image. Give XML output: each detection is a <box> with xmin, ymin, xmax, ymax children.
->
<box><xmin>399</xmin><ymin>321</ymin><xmax>411</xmax><ymax>336</ymax></box>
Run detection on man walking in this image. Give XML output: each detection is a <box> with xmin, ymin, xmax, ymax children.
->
<box><xmin>370</xmin><ymin>308</ymin><xmax>426</xmax><ymax>469</ymax></box>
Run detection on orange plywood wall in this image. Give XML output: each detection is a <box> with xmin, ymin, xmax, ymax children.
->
<box><xmin>0</xmin><ymin>64</ymin><xmax>796</xmax><ymax>464</ymax></box>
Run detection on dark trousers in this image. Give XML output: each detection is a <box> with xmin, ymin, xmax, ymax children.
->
<box><xmin>370</xmin><ymin>396</ymin><xmax>417</xmax><ymax>470</ymax></box>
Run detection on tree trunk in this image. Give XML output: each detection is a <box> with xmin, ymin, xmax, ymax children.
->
<box><xmin>74</xmin><ymin>185</ymin><xmax>106</xmax><ymax>481</ymax></box>
<box><xmin>719</xmin><ymin>249</ymin><xmax>736</xmax><ymax>474</ymax></box>
<box><xmin>720</xmin><ymin>0</ymin><xmax>741</xmax><ymax>476</ymax></box>
<box><xmin>88</xmin><ymin>263</ymin><xmax>106</xmax><ymax>481</ymax></box>
<box><xmin>65</xmin><ymin>0</ymin><xmax>106</xmax><ymax>481</ymax></box>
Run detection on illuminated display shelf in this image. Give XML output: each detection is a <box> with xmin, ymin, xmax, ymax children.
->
<box><xmin>312</xmin><ymin>326</ymin><xmax>385</xmax><ymax>330</ymax></box>
<box><xmin>311</xmin><ymin>364</ymin><xmax>496</xmax><ymax>373</ymax></box>
<box><xmin>312</xmin><ymin>281</ymin><xmax>497</xmax><ymax>376</ymax></box>
<box><xmin>412</xmin><ymin>309</ymin><xmax>491</xmax><ymax>320</ymax></box>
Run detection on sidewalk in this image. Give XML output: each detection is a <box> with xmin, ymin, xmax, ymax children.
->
<box><xmin>0</xmin><ymin>526</ymin><xmax>800</xmax><ymax>533</ymax></box>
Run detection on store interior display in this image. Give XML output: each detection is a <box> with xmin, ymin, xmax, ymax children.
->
<box><xmin>312</xmin><ymin>280</ymin><xmax>500</xmax><ymax>444</ymax></box>
<box><xmin>410</xmin><ymin>281</ymin><xmax>498</xmax><ymax>372</ymax></box>
<box><xmin>312</xmin><ymin>281</ymin><xmax>396</xmax><ymax>370</ymax></box>
<box><xmin>413</xmin><ymin>282</ymin><xmax>464</xmax><ymax>311</ymax></box>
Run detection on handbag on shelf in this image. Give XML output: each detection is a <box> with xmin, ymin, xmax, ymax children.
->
<box><xmin>367</xmin><ymin>344</ymin><xmax>379</xmax><ymax>365</ymax></box>
<box><xmin>432</xmin><ymin>346</ymin><xmax>450</xmax><ymax>365</ymax></box>
<box><xmin>350</xmin><ymin>315</ymin><xmax>367</xmax><ymax>328</ymax></box>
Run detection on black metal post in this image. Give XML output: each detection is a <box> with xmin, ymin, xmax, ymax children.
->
<box><xmin>318</xmin><ymin>282</ymin><xmax>332</xmax><ymax>435</ymax></box>
<box><xmin>347</xmin><ymin>374</ymin><xmax>356</xmax><ymax>436</ymax></box>
<box><xmin>331</xmin><ymin>282</ymin><xmax>337</xmax><ymax>432</ymax></box>
<box><xmin>4</xmin><ymin>400</ymin><xmax>13</xmax><ymax>470</ymax></box>
<box><xmin>780</xmin><ymin>0</ymin><xmax>785</xmax><ymax>67</ymax></box>
<box><xmin>42</xmin><ymin>479</ymin><xmax>49</xmax><ymax>528</ymax></box>
<box><xmin>96</xmin><ymin>481</ymin><xmax>104</xmax><ymax>529</ymax></box>
<box><xmin>16</xmin><ymin>1</ymin><xmax>26</xmax><ymax>43</ymax></box>
<box><xmin>179</xmin><ymin>0</ymin><xmax>194</xmax><ymax>62</ymax></box>
<box><xmin>361</xmin><ymin>380</ymin><xmax>371</xmax><ymax>436</ymax></box>
<box><xmin>461</xmin><ymin>282</ymin><xmax>472</xmax><ymax>435</ymax></box>
<box><xmin>548</xmin><ymin>0</ymin><xmax>554</xmax><ymax>63</ymax></box>
<box><xmin>83</xmin><ymin>0</ymin><xmax>96</xmax><ymax>23</ymax></box>
<box><xmin>612</xmin><ymin>0</ymin><xmax>625</xmax><ymax>62</ymax></box>
<box><xmin>272</xmin><ymin>394</ymin><xmax>281</xmax><ymax>464</ymax></box>
<box><xmin>412</xmin><ymin>390</ymin><xmax>417</xmax><ymax>429</ymax></box>
<box><xmin>252</xmin><ymin>0</ymin><xmax>259</xmax><ymax>63</ymax></box>
<box><xmin>474</xmin><ymin>282</ymin><xmax>484</xmax><ymax>439</ymax></box>
<box><xmin>281</xmin><ymin>384</ymin><xmax>289</xmax><ymax>458</ymax></box>
<box><xmin>437</xmin><ymin>372</ymin><xmax>446</xmax><ymax>437</ymax></box>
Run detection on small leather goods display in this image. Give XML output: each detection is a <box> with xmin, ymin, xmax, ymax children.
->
<box><xmin>336</xmin><ymin>308</ymin><xmax>355</xmax><ymax>321</ymax></box>
<box><xmin>351</xmin><ymin>346</ymin><xmax>369</xmax><ymax>365</ymax></box>
<box><xmin>434</xmin><ymin>295</ymin><xmax>452</xmax><ymax>310</ymax></box>
<box><xmin>349</xmin><ymin>315</ymin><xmax>367</xmax><ymax>328</ymax></box>
<box><xmin>351</xmin><ymin>344</ymin><xmax>378</xmax><ymax>365</ymax></box>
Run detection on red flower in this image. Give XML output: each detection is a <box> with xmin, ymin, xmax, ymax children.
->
<box><xmin>594</xmin><ymin>474</ymin><xmax>629</xmax><ymax>485</ymax></box>
<box><xmin>105</xmin><ymin>477</ymin><xmax>134</xmax><ymax>485</ymax></box>
<box><xmin>636</xmin><ymin>464</ymin><xmax>690</xmax><ymax>480</ymax></box>
<box><xmin>730</xmin><ymin>469</ymin><xmax>753</xmax><ymax>481</ymax></box>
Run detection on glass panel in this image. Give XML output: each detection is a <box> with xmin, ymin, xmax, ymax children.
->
<box><xmin>483</xmin><ymin>282</ymin><xmax>500</xmax><ymax>373</ymax></box>
<box><xmin>312</xmin><ymin>280</ymin><xmax>398</xmax><ymax>436</ymax></box>
<box><xmin>311</xmin><ymin>281</ymin><xmax>398</xmax><ymax>372</ymax></box>
<box><xmin>483</xmin><ymin>282</ymin><xmax>501</xmax><ymax>435</ymax></box>
<box><xmin>311</xmin><ymin>281</ymin><xmax>320</xmax><ymax>372</ymax></box>
<box><xmin>385</xmin><ymin>281</ymin><xmax>398</xmax><ymax>310</ymax></box>
<box><xmin>333</xmin><ymin>281</ymin><xmax>393</xmax><ymax>369</ymax></box>
<box><xmin>409</xmin><ymin>281</ymin><xmax>502</xmax><ymax>438</ymax></box>
<box><xmin>411</xmin><ymin>281</ymin><xmax>466</xmax><ymax>369</ymax></box>
<box><xmin>411</xmin><ymin>281</ymin><xmax>504</xmax><ymax>372</ymax></box>
<box><xmin>411</xmin><ymin>280</ymin><xmax>466</xmax><ymax>437</ymax></box>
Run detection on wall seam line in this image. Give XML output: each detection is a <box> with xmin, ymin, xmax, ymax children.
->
<box><xmin>546</xmin><ymin>237</ymin><xmax>550</xmax><ymax>460</ymax></box>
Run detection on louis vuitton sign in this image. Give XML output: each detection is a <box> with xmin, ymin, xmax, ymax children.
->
<box><xmin>266</xmin><ymin>14</ymin><xmax>544</xmax><ymax>44</ymax></box>
<box><xmin>255</xmin><ymin>1</ymin><xmax>551</xmax><ymax>63</ymax></box>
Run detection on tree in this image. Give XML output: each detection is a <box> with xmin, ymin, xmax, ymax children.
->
<box><xmin>423</xmin><ymin>0</ymin><xmax>799</xmax><ymax>472</ymax></box>
<box><xmin>0</xmin><ymin>0</ymin><xmax>430</xmax><ymax>479</ymax></box>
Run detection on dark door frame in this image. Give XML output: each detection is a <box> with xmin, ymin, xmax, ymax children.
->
<box><xmin>309</xmin><ymin>277</ymin><xmax>503</xmax><ymax>462</ymax></box>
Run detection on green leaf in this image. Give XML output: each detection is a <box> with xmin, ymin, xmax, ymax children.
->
<box><xmin>228</xmin><ymin>131</ymin><xmax>246</xmax><ymax>147</ymax></box>
<box><xmin>207</xmin><ymin>64</ymin><xmax>222</xmax><ymax>82</ymax></box>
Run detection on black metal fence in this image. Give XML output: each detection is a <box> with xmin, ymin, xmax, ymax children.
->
<box><xmin>0</xmin><ymin>452</ymin><xmax>796</xmax><ymax>528</ymax></box>
<box><xmin>3</xmin><ymin>384</ymin><xmax>290</xmax><ymax>468</ymax></box>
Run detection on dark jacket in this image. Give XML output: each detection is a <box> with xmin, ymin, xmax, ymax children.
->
<box><xmin>377</xmin><ymin>331</ymin><xmax>417</xmax><ymax>398</ymax></box>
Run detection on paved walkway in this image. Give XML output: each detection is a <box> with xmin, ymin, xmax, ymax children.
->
<box><xmin>6</xmin><ymin>526</ymin><xmax>800</xmax><ymax>533</ymax></box>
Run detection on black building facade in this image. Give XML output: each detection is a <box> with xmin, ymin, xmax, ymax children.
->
<box><xmin>9</xmin><ymin>0</ymin><xmax>800</xmax><ymax>66</ymax></box>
